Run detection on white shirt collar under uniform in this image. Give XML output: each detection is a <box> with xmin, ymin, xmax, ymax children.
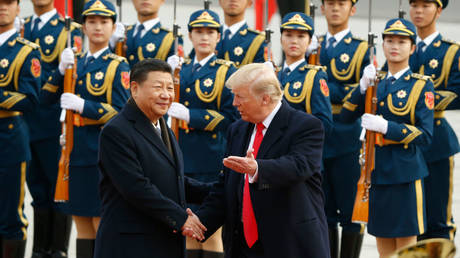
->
<box><xmin>32</xmin><ymin>9</ymin><xmax>57</xmax><ymax>31</ymax></box>
<box><xmin>223</xmin><ymin>20</ymin><xmax>246</xmax><ymax>40</ymax></box>
<box><xmin>326</xmin><ymin>28</ymin><xmax>351</xmax><ymax>48</ymax></box>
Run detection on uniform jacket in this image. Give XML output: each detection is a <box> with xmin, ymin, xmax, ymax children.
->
<box><xmin>216</xmin><ymin>23</ymin><xmax>267</xmax><ymax>67</ymax></box>
<box><xmin>319</xmin><ymin>32</ymin><xmax>371</xmax><ymax>158</ymax></box>
<box><xmin>95</xmin><ymin>99</ymin><xmax>210</xmax><ymax>258</ymax></box>
<box><xmin>23</xmin><ymin>14</ymin><xmax>82</xmax><ymax>141</ymax></box>
<box><xmin>0</xmin><ymin>33</ymin><xmax>41</xmax><ymax>166</ymax></box>
<box><xmin>409</xmin><ymin>34</ymin><xmax>460</xmax><ymax>162</ymax></box>
<box><xmin>197</xmin><ymin>101</ymin><xmax>330</xmax><ymax>258</ymax></box>
<box><xmin>41</xmin><ymin>49</ymin><xmax>130</xmax><ymax>166</ymax></box>
<box><xmin>279</xmin><ymin>61</ymin><xmax>333</xmax><ymax>135</ymax></box>
<box><xmin>125</xmin><ymin>22</ymin><xmax>183</xmax><ymax>67</ymax></box>
<box><xmin>340</xmin><ymin>70</ymin><xmax>434</xmax><ymax>184</ymax></box>
<box><xmin>179</xmin><ymin>55</ymin><xmax>239</xmax><ymax>174</ymax></box>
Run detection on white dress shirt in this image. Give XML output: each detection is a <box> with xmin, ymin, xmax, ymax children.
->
<box><xmin>416</xmin><ymin>31</ymin><xmax>440</xmax><ymax>53</ymax></box>
<box><xmin>326</xmin><ymin>28</ymin><xmax>351</xmax><ymax>48</ymax></box>
<box><xmin>387</xmin><ymin>66</ymin><xmax>410</xmax><ymax>81</ymax></box>
<box><xmin>222</xmin><ymin>20</ymin><xmax>246</xmax><ymax>40</ymax></box>
<box><xmin>283</xmin><ymin>58</ymin><xmax>306</xmax><ymax>75</ymax></box>
<box><xmin>134</xmin><ymin>17</ymin><xmax>160</xmax><ymax>38</ymax></box>
<box><xmin>32</xmin><ymin>9</ymin><xmax>57</xmax><ymax>31</ymax></box>
<box><xmin>0</xmin><ymin>28</ymin><xmax>17</xmax><ymax>46</ymax></box>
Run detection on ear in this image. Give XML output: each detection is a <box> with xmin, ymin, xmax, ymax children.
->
<box><xmin>410</xmin><ymin>43</ymin><xmax>416</xmax><ymax>55</ymax></box>
<box><xmin>216</xmin><ymin>32</ymin><xmax>221</xmax><ymax>43</ymax></box>
<box><xmin>436</xmin><ymin>6</ymin><xmax>442</xmax><ymax>20</ymax></box>
<box><xmin>247</xmin><ymin>0</ymin><xmax>253</xmax><ymax>8</ymax></box>
<box><xmin>320</xmin><ymin>4</ymin><xmax>326</xmax><ymax>15</ymax></box>
<box><xmin>262</xmin><ymin>94</ymin><xmax>271</xmax><ymax>105</ymax></box>
<box><xmin>350</xmin><ymin>5</ymin><xmax>357</xmax><ymax>17</ymax></box>
<box><xmin>130</xmin><ymin>81</ymin><xmax>139</xmax><ymax>98</ymax></box>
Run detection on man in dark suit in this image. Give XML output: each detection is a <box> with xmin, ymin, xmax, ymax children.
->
<box><xmin>194</xmin><ymin>63</ymin><xmax>330</xmax><ymax>258</ymax></box>
<box><xmin>95</xmin><ymin>59</ymin><xmax>209</xmax><ymax>258</ymax></box>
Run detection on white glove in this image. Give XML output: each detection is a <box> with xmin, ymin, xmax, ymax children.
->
<box><xmin>14</xmin><ymin>17</ymin><xmax>24</xmax><ymax>33</ymax></box>
<box><xmin>361</xmin><ymin>113</ymin><xmax>388</xmax><ymax>134</ymax></box>
<box><xmin>109</xmin><ymin>22</ymin><xmax>125</xmax><ymax>49</ymax></box>
<box><xmin>263</xmin><ymin>61</ymin><xmax>275</xmax><ymax>71</ymax></box>
<box><xmin>360</xmin><ymin>64</ymin><xmax>377</xmax><ymax>94</ymax></box>
<box><xmin>59</xmin><ymin>48</ymin><xmax>75</xmax><ymax>75</ymax></box>
<box><xmin>60</xmin><ymin>93</ymin><xmax>85</xmax><ymax>114</ymax></box>
<box><xmin>306</xmin><ymin>34</ymin><xmax>319</xmax><ymax>56</ymax></box>
<box><xmin>167</xmin><ymin>102</ymin><xmax>190</xmax><ymax>123</ymax></box>
<box><xmin>167</xmin><ymin>55</ymin><xmax>183</xmax><ymax>71</ymax></box>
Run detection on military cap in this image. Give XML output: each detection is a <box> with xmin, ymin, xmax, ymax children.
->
<box><xmin>82</xmin><ymin>0</ymin><xmax>117</xmax><ymax>20</ymax></box>
<box><xmin>322</xmin><ymin>0</ymin><xmax>358</xmax><ymax>5</ymax></box>
<box><xmin>409</xmin><ymin>0</ymin><xmax>448</xmax><ymax>9</ymax></box>
<box><xmin>280</xmin><ymin>12</ymin><xmax>314</xmax><ymax>36</ymax></box>
<box><xmin>188</xmin><ymin>9</ymin><xmax>221</xmax><ymax>32</ymax></box>
<box><xmin>382</xmin><ymin>18</ymin><xmax>417</xmax><ymax>43</ymax></box>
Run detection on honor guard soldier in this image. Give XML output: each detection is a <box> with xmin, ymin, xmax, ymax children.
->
<box><xmin>40</xmin><ymin>0</ymin><xmax>130</xmax><ymax>257</ymax></box>
<box><xmin>278</xmin><ymin>12</ymin><xmax>333</xmax><ymax>135</ymax></box>
<box><xmin>318</xmin><ymin>1</ymin><xmax>370</xmax><ymax>257</ymax></box>
<box><xmin>22</xmin><ymin>0</ymin><xmax>82</xmax><ymax>257</ymax></box>
<box><xmin>408</xmin><ymin>0</ymin><xmax>460</xmax><ymax>241</ymax></box>
<box><xmin>0</xmin><ymin>0</ymin><xmax>41</xmax><ymax>257</ymax></box>
<box><xmin>109</xmin><ymin>0</ymin><xmax>184</xmax><ymax>67</ymax></box>
<box><xmin>216</xmin><ymin>0</ymin><xmax>267</xmax><ymax>67</ymax></box>
<box><xmin>340</xmin><ymin>18</ymin><xmax>434</xmax><ymax>257</ymax></box>
<box><xmin>167</xmin><ymin>9</ymin><xmax>238</xmax><ymax>258</ymax></box>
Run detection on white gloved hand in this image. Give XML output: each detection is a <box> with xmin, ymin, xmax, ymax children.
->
<box><xmin>14</xmin><ymin>17</ymin><xmax>24</xmax><ymax>33</ymax></box>
<box><xmin>263</xmin><ymin>61</ymin><xmax>275</xmax><ymax>71</ymax></box>
<box><xmin>59</xmin><ymin>48</ymin><xmax>75</xmax><ymax>75</ymax></box>
<box><xmin>167</xmin><ymin>55</ymin><xmax>183</xmax><ymax>71</ymax></box>
<box><xmin>306</xmin><ymin>34</ymin><xmax>319</xmax><ymax>56</ymax></box>
<box><xmin>360</xmin><ymin>64</ymin><xmax>377</xmax><ymax>94</ymax></box>
<box><xmin>167</xmin><ymin>102</ymin><xmax>190</xmax><ymax>123</ymax></box>
<box><xmin>109</xmin><ymin>22</ymin><xmax>126</xmax><ymax>49</ymax></box>
<box><xmin>361</xmin><ymin>113</ymin><xmax>388</xmax><ymax>134</ymax></box>
<box><xmin>60</xmin><ymin>93</ymin><xmax>85</xmax><ymax>114</ymax></box>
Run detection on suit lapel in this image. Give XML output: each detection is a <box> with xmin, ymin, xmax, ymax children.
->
<box><xmin>256</xmin><ymin>102</ymin><xmax>289</xmax><ymax>159</ymax></box>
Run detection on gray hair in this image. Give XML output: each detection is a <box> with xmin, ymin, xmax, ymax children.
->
<box><xmin>226</xmin><ymin>63</ymin><xmax>283</xmax><ymax>103</ymax></box>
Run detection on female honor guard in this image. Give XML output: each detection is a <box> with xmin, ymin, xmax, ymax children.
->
<box><xmin>0</xmin><ymin>0</ymin><xmax>41</xmax><ymax>256</ymax></box>
<box><xmin>278</xmin><ymin>12</ymin><xmax>332</xmax><ymax>136</ymax></box>
<box><xmin>408</xmin><ymin>0</ymin><xmax>460</xmax><ymax>240</ymax></box>
<box><xmin>167</xmin><ymin>9</ymin><xmax>238</xmax><ymax>258</ymax></box>
<box><xmin>340</xmin><ymin>18</ymin><xmax>434</xmax><ymax>257</ymax></box>
<box><xmin>40</xmin><ymin>0</ymin><xmax>130</xmax><ymax>257</ymax></box>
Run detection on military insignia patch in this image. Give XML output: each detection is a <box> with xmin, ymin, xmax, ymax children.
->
<box><xmin>73</xmin><ymin>36</ymin><xmax>83</xmax><ymax>53</ymax></box>
<box><xmin>146</xmin><ymin>43</ymin><xmax>156</xmax><ymax>52</ymax></box>
<box><xmin>234</xmin><ymin>46</ymin><xmax>244</xmax><ymax>56</ymax></box>
<box><xmin>404</xmin><ymin>75</ymin><xmax>410</xmax><ymax>81</ymax></box>
<box><xmin>320</xmin><ymin>79</ymin><xmax>329</xmax><ymax>97</ymax></box>
<box><xmin>425</xmin><ymin>92</ymin><xmax>434</xmax><ymax>110</ymax></box>
<box><xmin>203</xmin><ymin>78</ymin><xmax>213</xmax><ymax>87</ymax></box>
<box><xmin>429</xmin><ymin>59</ymin><xmax>438</xmax><ymax>69</ymax></box>
<box><xmin>340</xmin><ymin>53</ymin><xmax>350</xmax><ymax>63</ymax></box>
<box><xmin>95</xmin><ymin>71</ymin><xmax>104</xmax><ymax>80</ymax></box>
<box><xmin>433</xmin><ymin>40</ymin><xmax>441</xmax><ymax>48</ymax></box>
<box><xmin>121</xmin><ymin>72</ymin><xmax>130</xmax><ymax>89</ymax></box>
<box><xmin>50</xmin><ymin>19</ymin><xmax>58</xmax><ymax>26</ymax></box>
<box><xmin>239</xmin><ymin>29</ymin><xmax>247</xmax><ymax>36</ymax></box>
<box><xmin>152</xmin><ymin>28</ymin><xmax>160</xmax><ymax>34</ymax></box>
<box><xmin>44</xmin><ymin>35</ymin><xmax>54</xmax><ymax>45</ymax></box>
<box><xmin>293</xmin><ymin>81</ymin><xmax>302</xmax><ymax>89</ymax></box>
<box><xmin>0</xmin><ymin>59</ymin><xmax>8</xmax><ymax>68</ymax></box>
<box><xmin>397</xmin><ymin>90</ymin><xmax>407</xmax><ymax>99</ymax></box>
<box><xmin>344</xmin><ymin>37</ymin><xmax>352</xmax><ymax>44</ymax></box>
<box><xmin>31</xmin><ymin>58</ymin><xmax>41</xmax><ymax>78</ymax></box>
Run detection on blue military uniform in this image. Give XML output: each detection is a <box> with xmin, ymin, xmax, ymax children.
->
<box><xmin>408</xmin><ymin>0</ymin><xmax>459</xmax><ymax>240</ymax></box>
<box><xmin>216</xmin><ymin>22</ymin><xmax>267</xmax><ymax>67</ymax></box>
<box><xmin>319</xmin><ymin>24</ymin><xmax>370</xmax><ymax>235</ymax></box>
<box><xmin>341</xmin><ymin>18</ymin><xmax>434</xmax><ymax>238</ymax></box>
<box><xmin>125</xmin><ymin>20</ymin><xmax>183</xmax><ymax>67</ymax></box>
<box><xmin>278</xmin><ymin>12</ymin><xmax>333</xmax><ymax>135</ymax></box>
<box><xmin>22</xmin><ymin>10</ymin><xmax>82</xmax><ymax>258</ymax></box>
<box><xmin>40</xmin><ymin>0</ymin><xmax>130</xmax><ymax>217</ymax></box>
<box><xmin>180</xmin><ymin>10</ymin><xmax>239</xmax><ymax>182</ymax></box>
<box><xmin>0</xmin><ymin>30</ymin><xmax>41</xmax><ymax>242</ymax></box>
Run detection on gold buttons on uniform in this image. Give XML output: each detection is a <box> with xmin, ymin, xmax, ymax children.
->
<box><xmin>8</xmin><ymin>124</ymin><xmax>13</xmax><ymax>129</ymax></box>
<box><xmin>129</xmin><ymin>55</ymin><xmax>134</xmax><ymax>60</ymax></box>
<box><xmin>95</xmin><ymin>83</ymin><xmax>99</xmax><ymax>87</ymax></box>
<box><xmin>3</xmin><ymin>91</ymin><xmax>7</xmax><ymax>96</ymax></box>
<box><xmin>0</xmin><ymin>74</ymin><xmax>4</xmax><ymax>78</ymax></box>
<box><xmin>402</xmin><ymin>129</ymin><xmax>407</xmax><ymax>134</ymax></box>
<box><xmin>380</xmin><ymin>101</ymin><xmax>384</xmax><ymax>107</ymax></box>
<box><xmin>437</xmin><ymin>120</ymin><xmax>441</xmax><ymax>126</ymax></box>
<box><xmin>98</xmin><ymin>108</ymin><xmax>104</xmax><ymax>114</ymax></box>
<box><xmin>399</xmin><ymin>102</ymin><xmax>403</xmax><ymax>106</ymax></box>
<box><xmin>78</xmin><ymin>80</ymin><xmax>83</xmax><ymax>85</ymax></box>
<box><xmin>436</xmin><ymin>95</ymin><xmax>440</xmax><ymax>100</ymax></box>
<box><xmin>184</xmin><ymin>101</ymin><xmax>189</xmax><ymax>106</ymax></box>
<box><xmin>212</xmin><ymin>134</ymin><xmax>217</xmax><ymax>139</ymax></box>
<box><xmin>185</xmin><ymin>88</ymin><xmax>191</xmax><ymax>93</ymax></box>
<box><xmin>204</xmin><ymin>115</ymin><xmax>210</xmax><ymax>120</ymax></box>
<box><xmin>404</xmin><ymin>144</ymin><xmax>408</xmax><ymax>149</ymax></box>
<box><xmin>185</xmin><ymin>129</ymin><xmax>190</xmax><ymax>134</ymax></box>
<box><xmin>345</xmin><ymin>86</ymin><xmax>350</xmax><ymax>91</ymax></box>
<box><xmin>45</xmin><ymin>49</ymin><xmax>50</xmax><ymax>54</ymax></box>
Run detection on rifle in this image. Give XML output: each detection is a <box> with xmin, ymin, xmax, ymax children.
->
<box><xmin>351</xmin><ymin>0</ymin><xmax>379</xmax><ymax>224</ymax></box>
<box><xmin>264</xmin><ymin>0</ymin><xmax>273</xmax><ymax>64</ymax></box>
<box><xmin>204</xmin><ymin>0</ymin><xmax>211</xmax><ymax>9</ymax></box>
<box><xmin>399</xmin><ymin>0</ymin><xmax>406</xmax><ymax>18</ymax></box>
<box><xmin>307</xmin><ymin>1</ymin><xmax>321</xmax><ymax>65</ymax></box>
<box><xmin>171</xmin><ymin>0</ymin><xmax>183</xmax><ymax>141</ymax></box>
<box><xmin>114</xmin><ymin>0</ymin><xmax>126</xmax><ymax>57</ymax></box>
<box><xmin>19</xmin><ymin>16</ymin><xmax>24</xmax><ymax>38</ymax></box>
<box><xmin>55</xmin><ymin>0</ymin><xmax>77</xmax><ymax>202</ymax></box>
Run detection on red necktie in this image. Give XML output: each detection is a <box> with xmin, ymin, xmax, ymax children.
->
<box><xmin>243</xmin><ymin>123</ymin><xmax>265</xmax><ymax>248</ymax></box>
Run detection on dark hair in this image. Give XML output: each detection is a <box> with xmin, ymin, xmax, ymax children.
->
<box><xmin>130</xmin><ymin>58</ymin><xmax>172</xmax><ymax>85</ymax></box>
<box><xmin>82</xmin><ymin>15</ymin><xmax>116</xmax><ymax>23</ymax></box>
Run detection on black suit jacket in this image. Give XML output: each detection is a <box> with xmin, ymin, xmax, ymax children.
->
<box><xmin>94</xmin><ymin>99</ymin><xmax>210</xmax><ymax>258</ymax></box>
<box><xmin>197</xmin><ymin>101</ymin><xmax>330</xmax><ymax>258</ymax></box>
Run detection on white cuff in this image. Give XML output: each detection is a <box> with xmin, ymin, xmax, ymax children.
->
<box><xmin>248</xmin><ymin>162</ymin><xmax>259</xmax><ymax>183</ymax></box>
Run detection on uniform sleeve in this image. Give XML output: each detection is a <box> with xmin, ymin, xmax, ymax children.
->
<box><xmin>81</xmin><ymin>61</ymin><xmax>130</xmax><ymax>123</ymax></box>
<box><xmin>385</xmin><ymin>80</ymin><xmax>434</xmax><ymax>147</ymax></box>
<box><xmin>188</xmin><ymin>65</ymin><xmax>239</xmax><ymax>132</ymax></box>
<box><xmin>0</xmin><ymin>49</ymin><xmax>40</xmax><ymax>112</ymax></box>
<box><xmin>338</xmin><ymin>85</ymin><xmax>365</xmax><ymax>123</ymax></box>
<box><xmin>311</xmin><ymin>70</ymin><xmax>333</xmax><ymax>136</ymax></box>
<box><xmin>443</xmin><ymin>50</ymin><xmax>460</xmax><ymax>109</ymax></box>
<box><xmin>40</xmin><ymin>68</ymin><xmax>64</xmax><ymax>105</ymax></box>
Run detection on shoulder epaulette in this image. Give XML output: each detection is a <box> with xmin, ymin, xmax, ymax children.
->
<box><xmin>216</xmin><ymin>59</ymin><xmax>235</xmax><ymax>67</ymax></box>
<box><xmin>377</xmin><ymin>71</ymin><xmax>388</xmax><ymax>80</ymax></box>
<box><xmin>16</xmin><ymin>37</ymin><xmax>39</xmax><ymax>49</ymax></box>
<box><xmin>411</xmin><ymin>73</ymin><xmax>431</xmax><ymax>81</ymax></box>
<box><xmin>126</xmin><ymin>25</ymin><xmax>134</xmax><ymax>31</ymax></box>
<box><xmin>303</xmin><ymin>64</ymin><xmax>326</xmax><ymax>72</ymax></box>
<box><xmin>247</xmin><ymin>28</ymin><xmax>264</xmax><ymax>35</ymax></box>
<box><xmin>71</xmin><ymin>21</ymin><xmax>82</xmax><ymax>29</ymax></box>
<box><xmin>441</xmin><ymin>38</ymin><xmax>460</xmax><ymax>46</ymax></box>
<box><xmin>76</xmin><ymin>51</ymin><xmax>86</xmax><ymax>58</ymax></box>
<box><xmin>317</xmin><ymin>35</ymin><xmax>325</xmax><ymax>43</ymax></box>
<box><xmin>105</xmin><ymin>53</ymin><xmax>127</xmax><ymax>63</ymax></box>
<box><xmin>24</xmin><ymin>16</ymin><xmax>32</xmax><ymax>24</ymax></box>
<box><xmin>160</xmin><ymin>27</ymin><xmax>172</xmax><ymax>32</ymax></box>
<box><xmin>184</xmin><ymin>57</ymin><xmax>192</xmax><ymax>65</ymax></box>
<box><xmin>352</xmin><ymin>36</ymin><xmax>366</xmax><ymax>42</ymax></box>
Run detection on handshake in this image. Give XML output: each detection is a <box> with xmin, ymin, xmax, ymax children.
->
<box><xmin>180</xmin><ymin>208</ymin><xmax>207</xmax><ymax>241</ymax></box>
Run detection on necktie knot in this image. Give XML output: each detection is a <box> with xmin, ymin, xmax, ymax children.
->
<box><xmin>31</xmin><ymin>17</ymin><xmax>41</xmax><ymax>39</ymax></box>
<box><xmin>224</xmin><ymin>29</ymin><xmax>231</xmax><ymax>40</ymax></box>
<box><xmin>417</xmin><ymin>41</ymin><xmax>426</xmax><ymax>53</ymax></box>
<box><xmin>256</xmin><ymin>123</ymin><xmax>265</xmax><ymax>133</ymax></box>
<box><xmin>328</xmin><ymin>37</ymin><xmax>336</xmax><ymax>48</ymax></box>
<box><xmin>136</xmin><ymin>24</ymin><xmax>145</xmax><ymax>36</ymax></box>
<box><xmin>192</xmin><ymin>63</ymin><xmax>201</xmax><ymax>73</ymax></box>
<box><xmin>388</xmin><ymin>76</ymin><xmax>396</xmax><ymax>83</ymax></box>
